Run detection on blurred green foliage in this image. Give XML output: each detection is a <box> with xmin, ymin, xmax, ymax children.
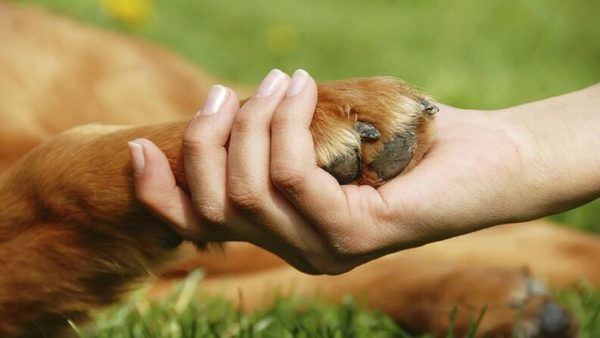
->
<box><xmin>18</xmin><ymin>0</ymin><xmax>600</xmax><ymax>105</ymax></box>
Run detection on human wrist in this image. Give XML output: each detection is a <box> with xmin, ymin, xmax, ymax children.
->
<box><xmin>496</xmin><ymin>86</ymin><xmax>600</xmax><ymax>217</ymax></box>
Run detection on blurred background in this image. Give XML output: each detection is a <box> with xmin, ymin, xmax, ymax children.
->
<box><xmin>17</xmin><ymin>0</ymin><xmax>599</xmax><ymax>231</ymax></box>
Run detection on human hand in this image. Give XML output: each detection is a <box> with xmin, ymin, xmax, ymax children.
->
<box><xmin>131</xmin><ymin>69</ymin><xmax>372</xmax><ymax>274</ymax></box>
<box><xmin>130</xmin><ymin>70</ymin><xmax>600</xmax><ymax>274</ymax></box>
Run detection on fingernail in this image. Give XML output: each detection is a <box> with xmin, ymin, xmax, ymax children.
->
<box><xmin>199</xmin><ymin>85</ymin><xmax>228</xmax><ymax>115</ymax></box>
<box><xmin>128</xmin><ymin>140</ymin><xmax>145</xmax><ymax>176</ymax></box>
<box><xmin>255</xmin><ymin>69</ymin><xmax>287</xmax><ymax>97</ymax></box>
<box><xmin>286</xmin><ymin>69</ymin><xmax>309</xmax><ymax>97</ymax></box>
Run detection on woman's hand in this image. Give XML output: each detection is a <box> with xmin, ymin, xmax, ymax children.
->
<box><xmin>130</xmin><ymin>69</ymin><xmax>367</xmax><ymax>274</ymax></box>
<box><xmin>129</xmin><ymin>69</ymin><xmax>600</xmax><ymax>274</ymax></box>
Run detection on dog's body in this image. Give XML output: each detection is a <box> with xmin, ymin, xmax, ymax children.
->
<box><xmin>0</xmin><ymin>3</ymin><xmax>598</xmax><ymax>337</ymax></box>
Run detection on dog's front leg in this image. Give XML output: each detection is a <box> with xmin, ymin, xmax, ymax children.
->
<box><xmin>0</xmin><ymin>77</ymin><xmax>437</xmax><ymax>337</ymax></box>
<box><xmin>0</xmin><ymin>121</ymin><xmax>191</xmax><ymax>337</ymax></box>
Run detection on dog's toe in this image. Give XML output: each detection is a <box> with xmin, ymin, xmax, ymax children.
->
<box><xmin>355</xmin><ymin>121</ymin><xmax>380</xmax><ymax>141</ymax></box>
<box><xmin>367</xmin><ymin>128</ymin><xmax>417</xmax><ymax>181</ymax></box>
<box><xmin>539</xmin><ymin>301</ymin><xmax>571</xmax><ymax>337</ymax></box>
<box><xmin>322</xmin><ymin>148</ymin><xmax>360</xmax><ymax>184</ymax></box>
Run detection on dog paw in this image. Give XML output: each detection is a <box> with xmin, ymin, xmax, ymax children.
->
<box><xmin>312</xmin><ymin>77</ymin><xmax>437</xmax><ymax>186</ymax></box>
<box><xmin>412</xmin><ymin>268</ymin><xmax>572</xmax><ymax>338</ymax></box>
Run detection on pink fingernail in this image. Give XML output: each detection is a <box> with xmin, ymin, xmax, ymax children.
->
<box><xmin>128</xmin><ymin>140</ymin><xmax>145</xmax><ymax>176</ymax></box>
<box><xmin>255</xmin><ymin>69</ymin><xmax>287</xmax><ymax>97</ymax></box>
<box><xmin>286</xmin><ymin>69</ymin><xmax>309</xmax><ymax>97</ymax></box>
<box><xmin>199</xmin><ymin>85</ymin><xmax>228</xmax><ymax>115</ymax></box>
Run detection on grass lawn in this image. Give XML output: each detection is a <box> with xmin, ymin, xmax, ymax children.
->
<box><xmin>15</xmin><ymin>0</ymin><xmax>600</xmax><ymax>336</ymax></box>
<box><xmin>71</xmin><ymin>272</ymin><xmax>600</xmax><ymax>338</ymax></box>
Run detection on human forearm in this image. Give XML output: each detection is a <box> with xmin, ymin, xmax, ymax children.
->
<box><xmin>499</xmin><ymin>83</ymin><xmax>600</xmax><ymax>218</ymax></box>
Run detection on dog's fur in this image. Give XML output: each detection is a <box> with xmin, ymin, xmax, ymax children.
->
<box><xmin>0</xmin><ymin>3</ymin><xmax>598</xmax><ymax>337</ymax></box>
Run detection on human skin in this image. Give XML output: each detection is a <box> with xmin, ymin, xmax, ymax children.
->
<box><xmin>130</xmin><ymin>69</ymin><xmax>600</xmax><ymax>274</ymax></box>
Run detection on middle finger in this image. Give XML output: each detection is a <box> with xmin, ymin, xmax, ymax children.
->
<box><xmin>226</xmin><ymin>70</ymin><xmax>326</xmax><ymax>252</ymax></box>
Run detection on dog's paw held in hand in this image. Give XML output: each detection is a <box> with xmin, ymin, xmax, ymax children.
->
<box><xmin>312</xmin><ymin>77</ymin><xmax>437</xmax><ymax>186</ymax></box>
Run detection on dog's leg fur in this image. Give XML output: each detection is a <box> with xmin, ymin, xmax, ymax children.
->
<box><xmin>0</xmin><ymin>123</ymin><xmax>183</xmax><ymax>337</ymax></box>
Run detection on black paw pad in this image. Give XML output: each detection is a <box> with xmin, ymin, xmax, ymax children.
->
<box><xmin>322</xmin><ymin>148</ymin><xmax>360</xmax><ymax>184</ymax></box>
<box><xmin>368</xmin><ymin>129</ymin><xmax>416</xmax><ymax>181</ymax></box>
<box><xmin>539</xmin><ymin>302</ymin><xmax>570</xmax><ymax>337</ymax></box>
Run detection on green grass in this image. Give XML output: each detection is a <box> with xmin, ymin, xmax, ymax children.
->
<box><xmin>68</xmin><ymin>271</ymin><xmax>600</xmax><ymax>338</ymax></box>
<box><xmin>558</xmin><ymin>284</ymin><xmax>600</xmax><ymax>338</ymax></box>
<box><xmin>14</xmin><ymin>0</ymin><xmax>600</xmax><ymax>336</ymax></box>
<box><xmin>72</xmin><ymin>272</ymin><xmax>411</xmax><ymax>338</ymax></box>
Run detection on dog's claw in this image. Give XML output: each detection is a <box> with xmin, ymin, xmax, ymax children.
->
<box><xmin>420</xmin><ymin>100</ymin><xmax>439</xmax><ymax>115</ymax></box>
<box><xmin>355</xmin><ymin>121</ymin><xmax>380</xmax><ymax>141</ymax></box>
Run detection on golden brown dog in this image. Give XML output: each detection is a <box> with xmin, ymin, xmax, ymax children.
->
<box><xmin>0</xmin><ymin>3</ymin><xmax>598</xmax><ymax>337</ymax></box>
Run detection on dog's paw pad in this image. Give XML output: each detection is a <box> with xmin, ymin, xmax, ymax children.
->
<box><xmin>368</xmin><ymin>129</ymin><xmax>416</xmax><ymax>181</ymax></box>
<box><xmin>313</xmin><ymin>77</ymin><xmax>436</xmax><ymax>186</ymax></box>
<box><xmin>322</xmin><ymin>148</ymin><xmax>360</xmax><ymax>185</ymax></box>
<box><xmin>539</xmin><ymin>302</ymin><xmax>571</xmax><ymax>337</ymax></box>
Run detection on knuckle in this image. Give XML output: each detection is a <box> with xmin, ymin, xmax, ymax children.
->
<box><xmin>199</xmin><ymin>209</ymin><xmax>224</xmax><ymax>226</ymax></box>
<box><xmin>182</xmin><ymin>133</ymin><xmax>206</xmax><ymax>155</ymax></box>
<box><xmin>333</xmin><ymin>238</ymin><xmax>367</xmax><ymax>257</ymax></box>
<box><xmin>329</xmin><ymin>240</ymin><xmax>358</xmax><ymax>257</ymax></box>
<box><xmin>232</xmin><ymin>110</ymin><xmax>259</xmax><ymax>134</ymax></box>
<box><xmin>324</xmin><ymin>227</ymin><xmax>371</xmax><ymax>258</ymax></box>
<box><xmin>227</xmin><ymin>183</ymin><xmax>264</xmax><ymax>213</ymax></box>
<box><xmin>229</xmin><ymin>192</ymin><xmax>264</xmax><ymax>213</ymax></box>
<box><xmin>193</xmin><ymin>200</ymin><xmax>225</xmax><ymax>225</ymax></box>
<box><xmin>232</xmin><ymin>117</ymin><xmax>250</xmax><ymax>134</ymax></box>
<box><xmin>270</xmin><ymin>111</ymin><xmax>295</xmax><ymax>130</ymax></box>
<box><xmin>271</xmin><ymin>167</ymin><xmax>306</xmax><ymax>194</ymax></box>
